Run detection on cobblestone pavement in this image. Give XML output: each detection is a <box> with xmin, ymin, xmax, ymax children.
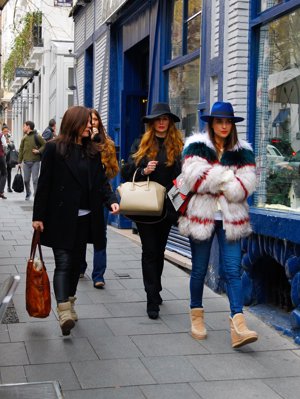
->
<box><xmin>1</xmin><ymin>190</ymin><xmax>300</xmax><ymax>399</ymax></box>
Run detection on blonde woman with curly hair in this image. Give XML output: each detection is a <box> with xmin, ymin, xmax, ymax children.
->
<box><xmin>122</xmin><ymin>103</ymin><xmax>183</xmax><ymax>319</ymax></box>
<box><xmin>80</xmin><ymin>109</ymin><xmax>119</xmax><ymax>288</ymax></box>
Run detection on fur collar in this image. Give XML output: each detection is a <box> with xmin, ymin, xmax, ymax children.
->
<box><xmin>184</xmin><ymin>132</ymin><xmax>253</xmax><ymax>152</ymax></box>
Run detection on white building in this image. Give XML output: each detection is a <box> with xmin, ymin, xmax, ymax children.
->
<box><xmin>0</xmin><ymin>0</ymin><xmax>74</xmax><ymax>146</ymax></box>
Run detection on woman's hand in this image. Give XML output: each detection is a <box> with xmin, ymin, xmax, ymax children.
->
<box><xmin>91</xmin><ymin>127</ymin><xmax>99</xmax><ymax>140</ymax></box>
<box><xmin>110</xmin><ymin>203</ymin><xmax>119</xmax><ymax>214</ymax></box>
<box><xmin>143</xmin><ymin>160</ymin><xmax>158</xmax><ymax>175</ymax></box>
<box><xmin>32</xmin><ymin>221</ymin><xmax>44</xmax><ymax>232</ymax></box>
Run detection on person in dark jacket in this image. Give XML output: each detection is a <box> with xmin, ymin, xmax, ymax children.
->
<box><xmin>42</xmin><ymin>119</ymin><xmax>56</xmax><ymax>142</ymax></box>
<box><xmin>32</xmin><ymin>106</ymin><xmax>119</xmax><ymax>335</ymax></box>
<box><xmin>122</xmin><ymin>103</ymin><xmax>183</xmax><ymax>319</ymax></box>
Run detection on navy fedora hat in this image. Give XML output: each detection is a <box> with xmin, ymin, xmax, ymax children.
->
<box><xmin>143</xmin><ymin>102</ymin><xmax>180</xmax><ymax>123</ymax></box>
<box><xmin>200</xmin><ymin>101</ymin><xmax>244</xmax><ymax>123</ymax></box>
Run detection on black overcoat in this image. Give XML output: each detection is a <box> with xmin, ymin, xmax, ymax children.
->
<box><xmin>33</xmin><ymin>141</ymin><xmax>117</xmax><ymax>250</ymax></box>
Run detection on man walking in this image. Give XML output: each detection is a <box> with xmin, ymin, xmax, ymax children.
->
<box><xmin>42</xmin><ymin>119</ymin><xmax>56</xmax><ymax>142</ymax></box>
<box><xmin>18</xmin><ymin>121</ymin><xmax>46</xmax><ymax>200</ymax></box>
<box><xmin>0</xmin><ymin>126</ymin><xmax>8</xmax><ymax>199</ymax></box>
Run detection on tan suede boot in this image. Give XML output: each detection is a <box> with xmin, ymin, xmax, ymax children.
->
<box><xmin>57</xmin><ymin>302</ymin><xmax>75</xmax><ymax>336</ymax></box>
<box><xmin>69</xmin><ymin>296</ymin><xmax>78</xmax><ymax>322</ymax></box>
<box><xmin>230</xmin><ymin>313</ymin><xmax>258</xmax><ymax>348</ymax></box>
<box><xmin>190</xmin><ymin>308</ymin><xmax>207</xmax><ymax>340</ymax></box>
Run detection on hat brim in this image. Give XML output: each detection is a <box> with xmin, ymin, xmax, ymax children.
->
<box><xmin>143</xmin><ymin>112</ymin><xmax>180</xmax><ymax>123</ymax></box>
<box><xmin>200</xmin><ymin>114</ymin><xmax>244</xmax><ymax>123</ymax></box>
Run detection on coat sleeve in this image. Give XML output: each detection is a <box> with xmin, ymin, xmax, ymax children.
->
<box><xmin>120</xmin><ymin>138</ymin><xmax>145</xmax><ymax>182</ymax></box>
<box><xmin>18</xmin><ymin>138</ymin><xmax>24</xmax><ymax>163</ymax></box>
<box><xmin>32</xmin><ymin>142</ymin><xmax>56</xmax><ymax>221</ymax></box>
<box><xmin>222</xmin><ymin>164</ymin><xmax>256</xmax><ymax>203</ymax></box>
<box><xmin>182</xmin><ymin>154</ymin><xmax>234</xmax><ymax>194</ymax></box>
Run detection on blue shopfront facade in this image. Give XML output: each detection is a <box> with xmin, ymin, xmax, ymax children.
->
<box><xmin>71</xmin><ymin>0</ymin><xmax>300</xmax><ymax>341</ymax></box>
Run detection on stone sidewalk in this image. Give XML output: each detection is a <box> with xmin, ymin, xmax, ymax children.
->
<box><xmin>1</xmin><ymin>191</ymin><xmax>300</xmax><ymax>399</ymax></box>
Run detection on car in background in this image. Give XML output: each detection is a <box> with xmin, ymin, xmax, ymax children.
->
<box><xmin>267</xmin><ymin>144</ymin><xmax>287</xmax><ymax>170</ymax></box>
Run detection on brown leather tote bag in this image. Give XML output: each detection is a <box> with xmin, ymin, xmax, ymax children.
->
<box><xmin>26</xmin><ymin>230</ymin><xmax>51</xmax><ymax>318</ymax></box>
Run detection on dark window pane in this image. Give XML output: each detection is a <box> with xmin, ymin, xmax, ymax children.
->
<box><xmin>187</xmin><ymin>14</ymin><xmax>201</xmax><ymax>53</ymax></box>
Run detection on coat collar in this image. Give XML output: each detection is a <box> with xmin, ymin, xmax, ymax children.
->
<box><xmin>184</xmin><ymin>132</ymin><xmax>253</xmax><ymax>152</ymax></box>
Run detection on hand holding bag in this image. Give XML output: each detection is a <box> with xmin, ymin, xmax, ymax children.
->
<box><xmin>12</xmin><ymin>166</ymin><xmax>24</xmax><ymax>193</ymax></box>
<box><xmin>117</xmin><ymin>169</ymin><xmax>166</xmax><ymax>216</ymax></box>
<box><xmin>26</xmin><ymin>230</ymin><xmax>51</xmax><ymax>318</ymax></box>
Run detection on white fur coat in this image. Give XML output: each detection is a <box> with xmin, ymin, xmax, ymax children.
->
<box><xmin>178</xmin><ymin>133</ymin><xmax>256</xmax><ymax>241</ymax></box>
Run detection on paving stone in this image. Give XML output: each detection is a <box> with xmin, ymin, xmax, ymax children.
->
<box><xmin>250</xmin><ymin>350</ymin><xmax>300</xmax><ymax>377</ymax></box>
<box><xmin>25</xmin><ymin>363</ymin><xmax>80</xmax><ymax>390</ymax></box>
<box><xmin>25</xmin><ymin>338</ymin><xmax>98</xmax><ymax>363</ymax></box>
<box><xmin>199</xmin><ymin>330</ymin><xmax>250</xmax><ymax>354</ymax></box>
<box><xmin>72</xmin><ymin>304</ymin><xmax>111</xmax><ymax>319</ymax></box>
<box><xmin>70</xmin><ymin>319</ymin><xmax>114</xmax><ymax>338</ymax></box>
<box><xmin>205</xmin><ymin>311</ymin><xmax>230</xmax><ymax>331</ymax></box>
<box><xmin>105</xmin><ymin>317</ymin><xmax>171</xmax><ymax>336</ymax></box>
<box><xmin>8</xmin><ymin>320</ymin><xmax>63</xmax><ymax>342</ymax></box>
<box><xmin>0</xmin><ymin>366</ymin><xmax>27</xmax><ymax>384</ymax></box>
<box><xmin>191</xmin><ymin>380</ymin><xmax>283</xmax><ymax>399</ymax></box>
<box><xmin>141</xmin><ymin>355</ymin><xmax>203</xmax><ymax>383</ymax></box>
<box><xmin>160</xmin><ymin>313</ymin><xmax>190</xmax><ymax>333</ymax></box>
<box><xmin>0</xmin><ymin>342</ymin><xmax>29</xmax><ymax>366</ymax></box>
<box><xmin>72</xmin><ymin>358</ymin><xmax>155</xmax><ymax>388</ymax></box>
<box><xmin>159</xmin><ymin>299</ymin><xmax>190</xmax><ymax>315</ymax></box>
<box><xmin>87</xmin><ymin>288</ymin><xmax>143</xmax><ymax>304</ymax></box>
<box><xmin>118</xmin><ymin>278</ymin><xmax>145</xmax><ymax>289</ymax></box>
<box><xmin>63</xmin><ymin>386</ymin><xmax>145</xmax><ymax>399</ymax></box>
<box><xmin>103</xmin><ymin>302</ymin><xmax>146</xmax><ymax>317</ymax></box>
<box><xmin>0</xmin><ymin>325</ymin><xmax>10</xmax><ymax>343</ymax></box>
<box><xmin>201</xmin><ymin>297</ymin><xmax>230</xmax><ymax>313</ymax></box>
<box><xmin>187</xmin><ymin>353</ymin><xmax>270</xmax><ymax>380</ymax></box>
<box><xmin>140</xmin><ymin>383</ymin><xmax>201</xmax><ymax>399</ymax></box>
<box><xmin>131</xmin><ymin>333</ymin><xmax>208</xmax><ymax>356</ymax></box>
<box><xmin>264</xmin><ymin>377</ymin><xmax>300</xmax><ymax>399</ymax></box>
<box><xmin>89</xmin><ymin>335</ymin><xmax>143</xmax><ymax>359</ymax></box>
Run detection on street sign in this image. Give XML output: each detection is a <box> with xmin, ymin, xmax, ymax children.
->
<box><xmin>15</xmin><ymin>68</ymin><xmax>34</xmax><ymax>78</ymax></box>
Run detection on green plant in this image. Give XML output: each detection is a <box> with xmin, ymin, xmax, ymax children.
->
<box><xmin>2</xmin><ymin>11</ymin><xmax>42</xmax><ymax>87</ymax></box>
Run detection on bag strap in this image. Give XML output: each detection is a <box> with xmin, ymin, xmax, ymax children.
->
<box><xmin>132</xmin><ymin>169</ymin><xmax>150</xmax><ymax>188</ymax></box>
<box><xmin>30</xmin><ymin>230</ymin><xmax>44</xmax><ymax>264</ymax></box>
<box><xmin>34</xmin><ymin>133</ymin><xmax>41</xmax><ymax>148</ymax></box>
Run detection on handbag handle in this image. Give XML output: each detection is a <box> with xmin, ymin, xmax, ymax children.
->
<box><xmin>131</xmin><ymin>169</ymin><xmax>150</xmax><ymax>190</ymax></box>
<box><xmin>30</xmin><ymin>230</ymin><xmax>44</xmax><ymax>264</ymax></box>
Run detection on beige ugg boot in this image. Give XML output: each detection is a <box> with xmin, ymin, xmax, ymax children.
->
<box><xmin>190</xmin><ymin>308</ymin><xmax>207</xmax><ymax>340</ymax></box>
<box><xmin>57</xmin><ymin>301</ymin><xmax>75</xmax><ymax>336</ymax></box>
<box><xmin>69</xmin><ymin>296</ymin><xmax>78</xmax><ymax>321</ymax></box>
<box><xmin>230</xmin><ymin>313</ymin><xmax>258</xmax><ymax>348</ymax></box>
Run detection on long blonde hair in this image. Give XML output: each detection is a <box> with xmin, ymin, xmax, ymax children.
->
<box><xmin>133</xmin><ymin>119</ymin><xmax>183</xmax><ymax>166</ymax></box>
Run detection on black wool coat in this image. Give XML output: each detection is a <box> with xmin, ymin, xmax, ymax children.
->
<box><xmin>33</xmin><ymin>141</ymin><xmax>117</xmax><ymax>250</ymax></box>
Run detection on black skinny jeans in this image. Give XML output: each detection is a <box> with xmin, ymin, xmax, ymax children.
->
<box><xmin>136</xmin><ymin>218</ymin><xmax>172</xmax><ymax>305</ymax></box>
<box><xmin>7</xmin><ymin>165</ymin><xmax>12</xmax><ymax>189</ymax></box>
<box><xmin>52</xmin><ymin>214</ymin><xmax>91</xmax><ymax>303</ymax></box>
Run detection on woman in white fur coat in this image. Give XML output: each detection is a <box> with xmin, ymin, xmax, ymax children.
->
<box><xmin>178</xmin><ymin>101</ymin><xmax>258</xmax><ymax>349</ymax></box>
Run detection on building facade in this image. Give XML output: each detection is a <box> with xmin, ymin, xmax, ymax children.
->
<box><xmin>72</xmin><ymin>0</ymin><xmax>300</xmax><ymax>341</ymax></box>
<box><xmin>0</xmin><ymin>0</ymin><xmax>74</xmax><ymax>146</ymax></box>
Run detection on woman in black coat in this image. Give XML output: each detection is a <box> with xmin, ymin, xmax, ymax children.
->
<box><xmin>32</xmin><ymin>106</ymin><xmax>119</xmax><ymax>335</ymax></box>
<box><xmin>122</xmin><ymin>103</ymin><xmax>183</xmax><ymax>320</ymax></box>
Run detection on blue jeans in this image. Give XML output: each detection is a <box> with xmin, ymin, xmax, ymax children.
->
<box><xmin>189</xmin><ymin>221</ymin><xmax>243</xmax><ymax>316</ymax></box>
<box><xmin>80</xmin><ymin>207</ymin><xmax>108</xmax><ymax>283</ymax></box>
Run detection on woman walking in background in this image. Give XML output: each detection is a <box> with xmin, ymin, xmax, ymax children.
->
<box><xmin>32</xmin><ymin>106</ymin><xmax>119</xmax><ymax>335</ymax></box>
<box><xmin>122</xmin><ymin>103</ymin><xmax>183</xmax><ymax>319</ymax></box>
<box><xmin>178</xmin><ymin>101</ymin><xmax>258</xmax><ymax>348</ymax></box>
<box><xmin>80</xmin><ymin>108</ymin><xmax>119</xmax><ymax>288</ymax></box>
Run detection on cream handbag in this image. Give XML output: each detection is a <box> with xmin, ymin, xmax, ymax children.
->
<box><xmin>117</xmin><ymin>169</ymin><xmax>166</xmax><ymax>216</ymax></box>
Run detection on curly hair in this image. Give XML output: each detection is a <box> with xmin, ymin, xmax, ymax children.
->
<box><xmin>90</xmin><ymin>109</ymin><xmax>119</xmax><ymax>179</ymax></box>
<box><xmin>133</xmin><ymin>119</ymin><xmax>183</xmax><ymax>166</ymax></box>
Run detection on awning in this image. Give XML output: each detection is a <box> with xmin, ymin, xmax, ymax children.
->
<box><xmin>272</xmin><ymin>109</ymin><xmax>290</xmax><ymax>127</ymax></box>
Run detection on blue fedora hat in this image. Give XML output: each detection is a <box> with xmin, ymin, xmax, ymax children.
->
<box><xmin>200</xmin><ymin>101</ymin><xmax>244</xmax><ymax>123</ymax></box>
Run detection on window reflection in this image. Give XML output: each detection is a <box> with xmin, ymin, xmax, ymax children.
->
<box><xmin>260</xmin><ymin>0</ymin><xmax>283</xmax><ymax>12</ymax></box>
<box><xmin>169</xmin><ymin>58</ymin><xmax>200</xmax><ymax>137</ymax></box>
<box><xmin>255</xmin><ymin>9</ymin><xmax>300</xmax><ymax>212</ymax></box>
<box><xmin>171</xmin><ymin>0</ymin><xmax>183</xmax><ymax>58</ymax></box>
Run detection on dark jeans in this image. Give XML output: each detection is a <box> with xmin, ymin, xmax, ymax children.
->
<box><xmin>0</xmin><ymin>156</ymin><xmax>7</xmax><ymax>193</ymax></box>
<box><xmin>7</xmin><ymin>165</ymin><xmax>12</xmax><ymax>189</ymax></box>
<box><xmin>52</xmin><ymin>214</ymin><xmax>91</xmax><ymax>303</ymax></box>
<box><xmin>136</xmin><ymin>218</ymin><xmax>172</xmax><ymax>305</ymax></box>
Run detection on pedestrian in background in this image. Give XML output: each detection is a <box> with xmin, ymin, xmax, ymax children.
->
<box><xmin>0</xmin><ymin>125</ymin><xmax>8</xmax><ymax>199</ymax></box>
<box><xmin>122</xmin><ymin>103</ymin><xmax>183</xmax><ymax>319</ymax></box>
<box><xmin>80</xmin><ymin>108</ymin><xmax>119</xmax><ymax>288</ymax></box>
<box><xmin>178</xmin><ymin>101</ymin><xmax>258</xmax><ymax>348</ymax></box>
<box><xmin>18</xmin><ymin>121</ymin><xmax>46</xmax><ymax>200</ymax></box>
<box><xmin>42</xmin><ymin>119</ymin><xmax>56</xmax><ymax>142</ymax></box>
<box><xmin>2</xmin><ymin>125</ymin><xmax>18</xmax><ymax>193</ymax></box>
<box><xmin>32</xmin><ymin>106</ymin><xmax>119</xmax><ymax>335</ymax></box>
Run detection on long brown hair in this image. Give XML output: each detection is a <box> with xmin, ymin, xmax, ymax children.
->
<box><xmin>90</xmin><ymin>108</ymin><xmax>119</xmax><ymax>179</ymax></box>
<box><xmin>207</xmin><ymin>118</ymin><xmax>238</xmax><ymax>152</ymax></box>
<box><xmin>133</xmin><ymin>119</ymin><xmax>183</xmax><ymax>166</ymax></box>
<box><xmin>56</xmin><ymin>106</ymin><xmax>98</xmax><ymax>157</ymax></box>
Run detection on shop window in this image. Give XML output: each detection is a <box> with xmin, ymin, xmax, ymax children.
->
<box><xmin>170</xmin><ymin>0</ymin><xmax>202</xmax><ymax>59</ymax></box>
<box><xmin>260</xmin><ymin>0</ymin><xmax>283</xmax><ymax>12</ymax></box>
<box><xmin>255</xmin><ymin>8</ymin><xmax>300</xmax><ymax>212</ymax></box>
<box><xmin>169</xmin><ymin>58</ymin><xmax>200</xmax><ymax>137</ymax></box>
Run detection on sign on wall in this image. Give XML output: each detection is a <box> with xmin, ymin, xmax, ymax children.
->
<box><xmin>102</xmin><ymin>0</ymin><xmax>128</xmax><ymax>23</ymax></box>
<box><xmin>54</xmin><ymin>0</ymin><xmax>72</xmax><ymax>6</ymax></box>
<box><xmin>15</xmin><ymin>68</ymin><xmax>35</xmax><ymax>78</ymax></box>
